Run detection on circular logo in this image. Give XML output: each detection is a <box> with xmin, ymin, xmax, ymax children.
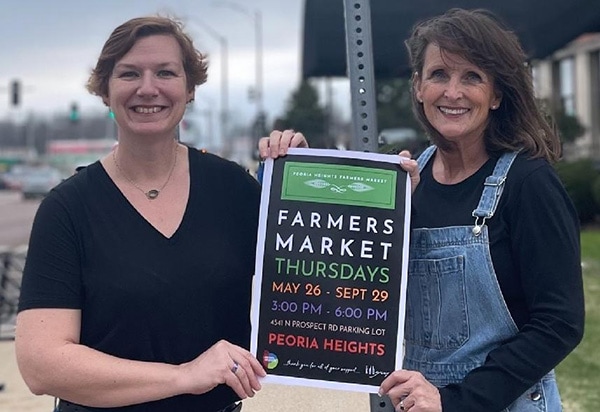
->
<box><xmin>262</xmin><ymin>350</ymin><xmax>279</xmax><ymax>370</ymax></box>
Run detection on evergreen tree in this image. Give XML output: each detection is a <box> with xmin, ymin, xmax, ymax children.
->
<box><xmin>376</xmin><ymin>78</ymin><xmax>421</xmax><ymax>133</ymax></box>
<box><xmin>275</xmin><ymin>80</ymin><xmax>333</xmax><ymax>148</ymax></box>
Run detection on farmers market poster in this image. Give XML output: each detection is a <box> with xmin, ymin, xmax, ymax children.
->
<box><xmin>251</xmin><ymin>148</ymin><xmax>411</xmax><ymax>393</ymax></box>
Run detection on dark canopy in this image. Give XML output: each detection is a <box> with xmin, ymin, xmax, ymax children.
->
<box><xmin>302</xmin><ymin>0</ymin><xmax>600</xmax><ymax>79</ymax></box>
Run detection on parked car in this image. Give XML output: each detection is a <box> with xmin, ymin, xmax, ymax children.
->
<box><xmin>20</xmin><ymin>167</ymin><xmax>63</xmax><ymax>199</ymax></box>
<box><xmin>0</xmin><ymin>173</ymin><xmax>7</xmax><ymax>190</ymax></box>
<box><xmin>1</xmin><ymin>164</ymin><xmax>31</xmax><ymax>191</ymax></box>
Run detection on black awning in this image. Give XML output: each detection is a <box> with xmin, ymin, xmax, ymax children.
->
<box><xmin>302</xmin><ymin>0</ymin><xmax>600</xmax><ymax>79</ymax></box>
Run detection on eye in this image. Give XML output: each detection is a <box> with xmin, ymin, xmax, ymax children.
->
<box><xmin>464</xmin><ymin>72</ymin><xmax>483</xmax><ymax>82</ymax></box>
<box><xmin>429</xmin><ymin>69</ymin><xmax>447</xmax><ymax>81</ymax></box>
<box><xmin>157</xmin><ymin>70</ymin><xmax>177</xmax><ymax>78</ymax></box>
<box><xmin>118</xmin><ymin>71</ymin><xmax>138</xmax><ymax>79</ymax></box>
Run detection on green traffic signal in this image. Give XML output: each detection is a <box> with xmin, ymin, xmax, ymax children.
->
<box><xmin>69</xmin><ymin>102</ymin><xmax>79</xmax><ymax>123</ymax></box>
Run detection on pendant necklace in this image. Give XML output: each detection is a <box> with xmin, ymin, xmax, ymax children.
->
<box><xmin>112</xmin><ymin>144</ymin><xmax>178</xmax><ymax>200</ymax></box>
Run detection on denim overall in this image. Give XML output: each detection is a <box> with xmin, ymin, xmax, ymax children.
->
<box><xmin>404</xmin><ymin>146</ymin><xmax>562</xmax><ymax>411</ymax></box>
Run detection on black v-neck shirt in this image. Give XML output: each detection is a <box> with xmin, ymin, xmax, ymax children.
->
<box><xmin>19</xmin><ymin>148</ymin><xmax>261</xmax><ymax>411</ymax></box>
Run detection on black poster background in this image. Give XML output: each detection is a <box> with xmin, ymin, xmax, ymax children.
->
<box><xmin>253</xmin><ymin>152</ymin><xmax>409</xmax><ymax>390</ymax></box>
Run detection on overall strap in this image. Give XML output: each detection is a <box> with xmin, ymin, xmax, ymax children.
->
<box><xmin>471</xmin><ymin>151</ymin><xmax>520</xmax><ymax>235</ymax></box>
<box><xmin>416</xmin><ymin>145</ymin><xmax>437</xmax><ymax>172</ymax></box>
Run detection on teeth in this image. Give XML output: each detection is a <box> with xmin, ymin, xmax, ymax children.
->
<box><xmin>440</xmin><ymin>107</ymin><xmax>468</xmax><ymax>115</ymax></box>
<box><xmin>134</xmin><ymin>106</ymin><xmax>162</xmax><ymax>114</ymax></box>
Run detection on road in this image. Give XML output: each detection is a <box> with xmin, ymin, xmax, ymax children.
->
<box><xmin>0</xmin><ymin>191</ymin><xmax>41</xmax><ymax>249</ymax></box>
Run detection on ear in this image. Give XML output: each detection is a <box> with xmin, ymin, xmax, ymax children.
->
<box><xmin>187</xmin><ymin>89</ymin><xmax>195</xmax><ymax>103</ymax></box>
<box><xmin>491</xmin><ymin>90</ymin><xmax>502</xmax><ymax>110</ymax></box>
<box><xmin>413</xmin><ymin>72</ymin><xmax>423</xmax><ymax>103</ymax></box>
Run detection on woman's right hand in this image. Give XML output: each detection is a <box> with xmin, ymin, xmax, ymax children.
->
<box><xmin>178</xmin><ymin>340</ymin><xmax>266</xmax><ymax>400</ymax></box>
<box><xmin>258</xmin><ymin>129</ymin><xmax>309</xmax><ymax>159</ymax></box>
<box><xmin>398</xmin><ymin>150</ymin><xmax>420</xmax><ymax>193</ymax></box>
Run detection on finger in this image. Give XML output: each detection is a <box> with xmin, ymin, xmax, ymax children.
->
<box><xmin>246</xmin><ymin>354</ymin><xmax>267</xmax><ymax>380</ymax></box>
<box><xmin>398</xmin><ymin>150</ymin><xmax>412</xmax><ymax>158</ymax></box>
<box><xmin>379</xmin><ymin>370</ymin><xmax>411</xmax><ymax>396</ymax></box>
<box><xmin>268</xmin><ymin>130</ymin><xmax>283</xmax><ymax>158</ymax></box>
<box><xmin>230</xmin><ymin>348</ymin><xmax>266</xmax><ymax>388</ymax></box>
<box><xmin>231</xmin><ymin>362</ymin><xmax>256</xmax><ymax>398</ymax></box>
<box><xmin>258</xmin><ymin>137</ymin><xmax>271</xmax><ymax>159</ymax></box>
<box><xmin>290</xmin><ymin>132</ymin><xmax>309</xmax><ymax>149</ymax></box>
<box><xmin>227</xmin><ymin>371</ymin><xmax>251</xmax><ymax>400</ymax></box>
<box><xmin>233</xmin><ymin>357</ymin><xmax>263</xmax><ymax>393</ymax></box>
<box><xmin>277</xmin><ymin>129</ymin><xmax>296</xmax><ymax>155</ymax></box>
<box><xmin>399</xmin><ymin>158</ymin><xmax>418</xmax><ymax>173</ymax></box>
<box><xmin>230</xmin><ymin>361</ymin><xmax>240</xmax><ymax>375</ymax></box>
<box><xmin>386</xmin><ymin>387</ymin><xmax>411</xmax><ymax>409</ymax></box>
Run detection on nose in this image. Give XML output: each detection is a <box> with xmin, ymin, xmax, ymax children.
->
<box><xmin>137</xmin><ymin>72</ymin><xmax>159</xmax><ymax>97</ymax></box>
<box><xmin>443</xmin><ymin>76</ymin><xmax>463</xmax><ymax>100</ymax></box>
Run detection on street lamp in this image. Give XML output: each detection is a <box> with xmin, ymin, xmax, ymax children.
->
<box><xmin>188</xmin><ymin>19</ymin><xmax>229</xmax><ymax>147</ymax></box>
<box><xmin>213</xmin><ymin>1</ymin><xmax>263</xmax><ymax>117</ymax></box>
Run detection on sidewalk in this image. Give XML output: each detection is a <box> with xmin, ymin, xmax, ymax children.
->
<box><xmin>0</xmin><ymin>340</ymin><xmax>370</xmax><ymax>411</ymax></box>
<box><xmin>0</xmin><ymin>340</ymin><xmax>54</xmax><ymax>412</ymax></box>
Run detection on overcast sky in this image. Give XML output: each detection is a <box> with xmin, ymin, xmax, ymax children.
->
<box><xmin>0</xmin><ymin>0</ymin><xmax>350</xmax><ymax>128</ymax></box>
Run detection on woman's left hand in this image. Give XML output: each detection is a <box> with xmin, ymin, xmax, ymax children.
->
<box><xmin>258</xmin><ymin>129</ymin><xmax>308</xmax><ymax>159</ymax></box>
<box><xmin>379</xmin><ymin>370</ymin><xmax>441</xmax><ymax>412</ymax></box>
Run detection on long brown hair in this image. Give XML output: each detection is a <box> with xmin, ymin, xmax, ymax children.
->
<box><xmin>405</xmin><ymin>8</ymin><xmax>561</xmax><ymax>162</ymax></box>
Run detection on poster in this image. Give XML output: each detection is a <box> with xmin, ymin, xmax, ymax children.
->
<box><xmin>251</xmin><ymin>148</ymin><xmax>411</xmax><ymax>393</ymax></box>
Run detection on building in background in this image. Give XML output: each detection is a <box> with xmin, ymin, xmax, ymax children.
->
<box><xmin>534</xmin><ymin>33</ymin><xmax>600</xmax><ymax>161</ymax></box>
<box><xmin>45</xmin><ymin>138</ymin><xmax>116</xmax><ymax>176</ymax></box>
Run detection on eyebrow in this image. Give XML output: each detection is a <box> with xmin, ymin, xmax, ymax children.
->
<box><xmin>114</xmin><ymin>62</ymin><xmax>180</xmax><ymax>70</ymax></box>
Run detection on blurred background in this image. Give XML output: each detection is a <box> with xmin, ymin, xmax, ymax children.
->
<box><xmin>0</xmin><ymin>1</ymin><xmax>599</xmax><ymax>410</ymax></box>
<box><xmin>0</xmin><ymin>0</ymin><xmax>340</xmax><ymax>176</ymax></box>
<box><xmin>1</xmin><ymin>0</ymin><xmax>600</xmax><ymax>181</ymax></box>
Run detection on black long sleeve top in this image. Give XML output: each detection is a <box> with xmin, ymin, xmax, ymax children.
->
<box><xmin>411</xmin><ymin>152</ymin><xmax>585</xmax><ymax>411</ymax></box>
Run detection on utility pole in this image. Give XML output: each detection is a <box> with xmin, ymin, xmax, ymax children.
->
<box><xmin>189</xmin><ymin>19</ymin><xmax>229</xmax><ymax>149</ymax></box>
<box><xmin>214</xmin><ymin>1</ymin><xmax>264</xmax><ymax>135</ymax></box>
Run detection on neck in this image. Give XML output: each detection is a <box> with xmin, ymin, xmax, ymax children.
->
<box><xmin>112</xmin><ymin>142</ymin><xmax>179</xmax><ymax>200</ymax></box>
<box><xmin>115</xmin><ymin>140</ymin><xmax>179</xmax><ymax>179</ymax></box>
<box><xmin>433</xmin><ymin>145</ymin><xmax>489</xmax><ymax>184</ymax></box>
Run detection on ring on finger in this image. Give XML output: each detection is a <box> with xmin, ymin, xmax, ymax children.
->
<box><xmin>231</xmin><ymin>361</ymin><xmax>239</xmax><ymax>374</ymax></box>
<box><xmin>399</xmin><ymin>399</ymin><xmax>405</xmax><ymax>411</ymax></box>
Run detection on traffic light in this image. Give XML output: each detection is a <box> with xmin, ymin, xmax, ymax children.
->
<box><xmin>10</xmin><ymin>79</ymin><xmax>20</xmax><ymax>107</ymax></box>
<box><xmin>69</xmin><ymin>102</ymin><xmax>80</xmax><ymax>123</ymax></box>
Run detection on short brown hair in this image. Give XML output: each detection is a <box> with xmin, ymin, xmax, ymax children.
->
<box><xmin>87</xmin><ymin>16</ymin><xmax>208</xmax><ymax>99</ymax></box>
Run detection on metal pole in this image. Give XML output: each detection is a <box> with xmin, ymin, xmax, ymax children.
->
<box><xmin>255</xmin><ymin>9</ymin><xmax>264</xmax><ymax>114</ymax></box>
<box><xmin>344</xmin><ymin>0</ymin><xmax>378</xmax><ymax>153</ymax></box>
<box><xmin>213</xmin><ymin>1</ymin><xmax>263</xmax><ymax>119</ymax></box>
<box><xmin>344</xmin><ymin>1</ymin><xmax>393</xmax><ymax>410</ymax></box>
<box><xmin>220</xmin><ymin>37</ymin><xmax>229</xmax><ymax>144</ymax></box>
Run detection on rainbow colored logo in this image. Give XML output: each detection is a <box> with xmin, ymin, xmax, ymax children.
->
<box><xmin>263</xmin><ymin>351</ymin><xmax>279</xmax><ymax>370</ymax></box>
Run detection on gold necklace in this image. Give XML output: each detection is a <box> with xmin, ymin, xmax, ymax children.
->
<box><xmin>112</xmin><ymin>144</ymin><xmax>178</xmax><ymax>200</ymax></box>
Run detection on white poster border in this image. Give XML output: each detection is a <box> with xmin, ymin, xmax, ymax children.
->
<box><xmin>251</xmin><ymin>148</ymin><xmax>412</xmax><ymax>393</ymax></box>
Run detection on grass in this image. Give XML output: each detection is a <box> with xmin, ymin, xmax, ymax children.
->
<box><xmin>555</xmin><ymin>229</ymin><xmax>600</xmax><ymax>411</ymax></box>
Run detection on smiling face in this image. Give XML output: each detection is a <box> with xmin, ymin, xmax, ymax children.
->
<box><xmin>414</xmin><ymin>44</ymin><xmax>501</xmax><ymax>148</ymax></box>
<box><xmin>104</xmin><ymin>34</ymin><xmax>194</xmax><ymax>139</ymax></box>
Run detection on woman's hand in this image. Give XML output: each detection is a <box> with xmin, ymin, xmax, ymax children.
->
<box><xmin>398</xmin><ymin>150</ymin><xmax>420</xmax><ymax>194</ymax></box>
<box><xmin>258</xmin><ymin>129</ymin><xmax>308</xmax><ymax>159</ymax></box>
<box><xmin>379</xmin><ymin>370</ymin><xmax>441</xmax><ymax>412</ymax></box>
<box><xmin>178</xmin><ymin>340</ymin><xmax>266</xmax><ymax>400</ymax></box>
